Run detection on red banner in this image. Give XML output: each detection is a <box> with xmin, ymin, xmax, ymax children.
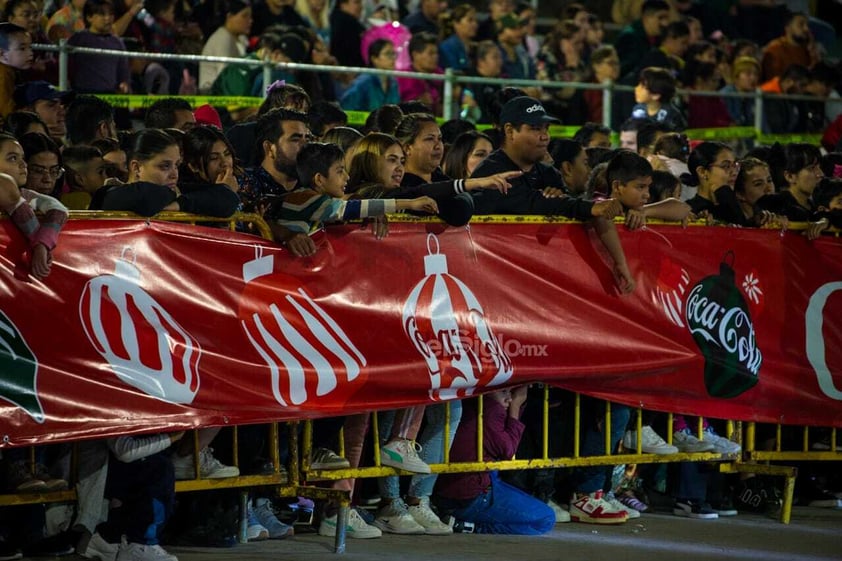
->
<box><xmin>1</xmin><ymin>218</ymin><xmax>841</xmax><ymax>446</ymax></box>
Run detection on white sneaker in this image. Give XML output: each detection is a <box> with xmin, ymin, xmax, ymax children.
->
<box><xmin>79</xmin><ymin>532</ymin><xmax>118</xmax><ymax>561</ymax></box>
<box><xmin>547</xmin><ymin>499</ymin><xmax>571</xmax><ymax>523</ymax></box>
<box><xmin>380</xmin><ymin>439</ymin><xmax>431</xmax><ymax>474</ymax></box>
<box><xmin>569</xmin><ymin>490</ymin><xmax>628</xmax><ymax>525</ymax></box>
<box><xmin>622</xmin><ymin>427</ymin><xmax>679</xmax><ymax>454</ymax></box>
<box><xmin>116</xmin><ymin>543</ymin><xmax>177</xmax><ymax>561</ymax></box>
<box><xmin>373</xmin><ymin>498</ymin><xmax>426</xmax><ymax>534</ymax></box>
<box><xmin>407</xmin><ymin>497</ymin><xmax>452</xmax><ymax>535</ymax></box>
<box><xmin>172</xmin><ymin>448</ymin><xmax>239</xmax><ymax>479</ymax></box>
<box><xmin>673</xmin><ymin>429</ymin><xmax>715</xmax><ymax>453</ymax></box>
<box><xmin>703</xmin><ymin>427</ymin><xmax>742</xmax><ymax>454</ymax></box>
<box><xmin>318</xmin><ymin>509</ymin><xmax>382</xmax><ymax>539</ymax></box>
<box><xmin>605</xmin><ymin>493</ymin><xmax>640</xmax><ymax>519</ymax></box>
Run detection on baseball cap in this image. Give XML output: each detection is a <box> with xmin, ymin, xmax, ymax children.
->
<box><xmin>13</xmin><ymin>81</ymin><xmax>75</xmax><ymax>108</ymax></box>
<box><xmin>499</xmin><ymin>96</ymin><xmax>560</xmax><ymax>126</ymax></box>
<box><xmin>194</xmin><ymin>104</ymin><xmax>223</xmax><ymax>129</ymax></box>
<box><xmin>277</xmin><ymin>33</ymin><xmax>308</xmax><ymax>64</ymax></box>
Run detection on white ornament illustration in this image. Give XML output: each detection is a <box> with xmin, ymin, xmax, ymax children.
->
<box><xmin>403</xmin><ymin>234</ymin><xmax>513</xmax><ymax>400</ymax></box>
<box><xmin>653</xmin><ymin>257</ymin><xmax>691</xmax><ymax>328</ymax></box>
<box><xmin>742</xmin><ymin>272</ymin><xmax>763</xmax><ymax>305</ymax></box>
<box><xmin>79</xmin><ymin>248</ymin><xmax>201</xmax><ymax>404</ymax></box>
<box><xmin>239</xmin><ymin>247</ymin><xmax>367</xmax><ymax>407</ymax></box>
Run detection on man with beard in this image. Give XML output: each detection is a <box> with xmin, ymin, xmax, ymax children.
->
<box><xmin>761</xmin><ymin>11</ymin><xmax>817</xmax><ymax>83</ymax></box>
<box><xmin>239</xmin><ymin>107</ymin><xmax>315</xmax><ymax>254</ymax></box>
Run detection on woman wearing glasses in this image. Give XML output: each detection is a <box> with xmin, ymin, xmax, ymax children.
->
<box><xmin>19</xmin><ymin>132</ymin><xmax>63</xmax><ymax>196</ymax></box>
<box><xmin>680</xmin><ymin>141</ymin><xmax>750</xmax><ymax>225</ymax></box>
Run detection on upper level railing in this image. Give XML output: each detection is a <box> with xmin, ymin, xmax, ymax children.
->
<box><xmin>33</xmin><ymin>42</ymin><xmax>840</xmax><ymax>137</ymax></box>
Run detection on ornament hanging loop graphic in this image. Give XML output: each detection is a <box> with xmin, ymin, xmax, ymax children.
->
<box><xmin>403</xmin><ymin>233</ymin><xmax>513</xmax><ymax>400</ymax></box>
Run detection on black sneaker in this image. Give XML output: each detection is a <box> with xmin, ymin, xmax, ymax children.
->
<box><xmin>673</xmin><ymin>499</ymin><xmax>719</xmax><ymax>520</ymax></box>
<box><xmin>709</xmin><ymin>495</ymin><xmax>738</xmax><ymax>516</ymax></box>
<box><xmin>0</xmin><ymin>537</ymin><xmax>22</xmax><ymax>561</ymax></box>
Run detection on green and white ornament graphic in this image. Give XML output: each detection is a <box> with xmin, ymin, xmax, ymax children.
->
<box><xmin>684</xmin><ymin>252</ymin><xmax>761</xmax><ymax>398</ymax></box>
<box><xmin>0</xmin><ymin>310</ymin><xmax>44</xmax><ymax>423</ymax></box>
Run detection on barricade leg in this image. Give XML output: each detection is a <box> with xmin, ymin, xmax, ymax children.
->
<box><xmin>729</xmin><ymin>463</ymin><xmax>798</xmax><ymax>524</ymax></box>
<box><xmin>238</xmin><ymin>491</ymin><xmax>249</xmax><ymax>544</ymax></box>
<box><xmin>334</xmin><ymin>501</ymin><xmax>349</xmax><ymax>554</ymax></box>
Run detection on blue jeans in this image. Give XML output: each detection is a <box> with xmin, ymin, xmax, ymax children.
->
<box><xmin>452</xmin><ymin>471</ymin><xmax>554</xmax><ymax>535</ymax></box>
<box><xmin>105</xmin><ymin>452</ymin><xmax>175</xmax><ymax>545</ymax></box>
<box><xmin>378</xmin><ymin>403</ymin><xmax>464</xmax><ymax>499</ymax></box>
<box><xmin>575</xmin><ymin>403</ymin><xmax>630</xmax><ymax>494</ymax></box>
<box><xmin>409</xmin><ymin>401</ymin><xmax>463</xmax><ymax>498</ymax></box>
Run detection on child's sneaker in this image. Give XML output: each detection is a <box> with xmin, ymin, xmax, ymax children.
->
<box><xmin>318</xmin><ymin>510</ymin><xmax>382</xmax><ymax>539</ymax></box>
<box><xmin>79</xmin><ymin>532</ymin><xmax>118</xmax><ymax>561</ymax></box>
<box><xmin>619</xmin><ymin>493</ymin><xmax>648</xmax><ymax>512</ymax></box>
<box><xmin>310</xmin><ymin>448</ymin><xmax>350</xmax><ymax>470</ymax></box>
<box><xmin>252</xmin><ymin>499</ymin><xmax>294</xmax><ymax>539</ymax></box>
<box><xmin>373</xmin><ymin>498</ymin><xmax>426</xmax><ymax>534</ymax></box>
<box><xmin>569</xmin><ymin>490</ymin><xmax>629</xmax><ymax>524</ymax></box>
<box><xmin>673</xmin><ymin>499</ymin><xmax>718</xmax><ymax>519</ymax></box>
<box><xmin>703</xmin><ymin>427</ymin><xmax>742</xmax><ymax>454</ymax></box>
<box><xmin>172</xmin><ymin>448</ymin><xmax>239</xmax><ymax>480</ymax></box>
<box><xmin>407</xmin><ymin>497</ymin><xmax>452</xmax><ymax>535</ymax></box>
<box><xmin>246</xmin><ymin>505</ymin><xmax>270</xmax><ymax>541</ymax></box>
<box><xmin>605</xmin><ymin>492</ymin><xmax>640</xmax><ymax>519</ymax></box>
<box><xmin>380</xmin><ymin>439</ymin><xmax>431</xmax><ymax>474</ymax></box>
<box><xmin>5</xmin><ymin>461</ymin><xmax>48</xmax><ymax>493</ymax></box>
<box><xmin>673</xmin><ymin>429</ymin><xmax>715</xmax><ymax>453</ymax></box>
<box><xmin>115</xmin><ymin>542</ymin><xmax>177</xmax><ymax>561</ymax></box>
<box><xmin>547</xmin><ymin>499</ymin><xmax>571</xmax><ymax>523</ymax></box>
<box><xmin>622</xmin><ymin>427</ymin><xmax>679</xmax><ymax>454</ymax></box>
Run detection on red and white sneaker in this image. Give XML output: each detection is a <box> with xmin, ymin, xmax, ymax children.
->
<box><xmin>569</xmin><ymin>490</ymin><xmax>629</xmax><ymax>525</ymax></box>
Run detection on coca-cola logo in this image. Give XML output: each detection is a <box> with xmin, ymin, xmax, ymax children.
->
<box><xmin>686</xmin><ymin>284</ymin><xmax>761</xmax><ymax>376</ymax></box>
<box><xmin>657</xmin><ymin>252</ymin><xmax>762</xmax><ymax>399</ymax></box>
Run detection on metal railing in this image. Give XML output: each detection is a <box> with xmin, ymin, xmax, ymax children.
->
<box><xmin>33</xmin><ymin>42</ymin><xmax>840</xmax><ymax>134</ymax></box>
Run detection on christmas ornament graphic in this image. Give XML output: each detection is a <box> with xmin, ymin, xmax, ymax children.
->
<box><xmin>403</xmin><ymin>234</ymin><xmax>513</xmax><ymax>400</ymax></box>
<box><xmin>239</xmin><ymin>247</ymin><xmax>367</xmax><ymax>407</ymax></box>
<box><xmin>684</xmin><ymin>252</ymin><xmax>761</xmax><ymax>398</ymax></box>
<box><xmin>0</xmin><ymin>310</ymin><xmax>44</xmax><ymax>422</ymax></box>
<box><xmin>653</xmin><ymin>256</ymin><xmax>691</xmax><ymax>328</ymax></box>
<box><xmin>79</xmin><ymin>248</ymin><xmax>201</xmax><ymax>404</ymax></box>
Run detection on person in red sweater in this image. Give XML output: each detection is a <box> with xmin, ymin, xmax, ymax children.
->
<box><xmin>434</xmin><ymin>386</ymin><xmax>555</xmax><ymax>535</ymax></box>
<box><xmin>760</xmin><ymin>11</ymin><xmax>817</xmax><ymax>82</ymax></box>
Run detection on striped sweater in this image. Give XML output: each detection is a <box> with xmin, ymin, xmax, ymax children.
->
<box><xmin>267</xmin><ymin>189</ymin><xmax>396</xmax><ymax>234</ymax></box>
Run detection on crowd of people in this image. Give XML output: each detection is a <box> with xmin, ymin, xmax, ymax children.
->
<box><xmin>1</xmin><ymin>0</ymin><xmax>842</xmax><ymax>560</ymax></box>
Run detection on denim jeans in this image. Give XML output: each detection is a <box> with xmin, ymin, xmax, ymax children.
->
<box><xmin>378</xmin><ymin>402</ymin><xmax>463</xmax><ymax>499</ymax></box>
<box><xmin>451</xmin><ymin>471</ymin><xmax>554</xmax><ymax>535</ymax></box>
<box><xmin>104</xmin><ymin>451</ymin><xmax>175</xmax><ymax>545</ymax></box>
<box><xmin>409</xmin><ymin>401</ymin><xmax>463</xmax><ymax>498</ymax></box>
<box><xmin>575</xmin><ymin>403</ymin><xmax>630</xmax><ymax>494</ymax></box>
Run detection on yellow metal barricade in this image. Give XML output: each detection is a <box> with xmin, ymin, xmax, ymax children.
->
<box><xmin>0</xmin><ymin>212</ymin><xmax>351</xmax><ymax>551</ymax></box>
